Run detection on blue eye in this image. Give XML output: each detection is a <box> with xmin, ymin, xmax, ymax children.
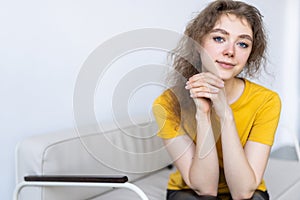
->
<box><xmin>213</xmin><ymin>36</ymin><xmax>224</xmax><ymax>43</ymax></box>
<box><xmin>238</xmin><ymin>42</ymin><xmax>249</xmax><ymax>48</ymax></box>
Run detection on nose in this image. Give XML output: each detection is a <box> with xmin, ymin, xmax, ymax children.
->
<box><xmin>223</xmin><ymin>43</ymin><xmax>235</xmax><ymax>57</ymax></box>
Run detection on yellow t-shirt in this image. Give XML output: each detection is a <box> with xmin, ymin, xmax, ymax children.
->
<box><xmin>152</xmin><ymin>79</ymin><xmax>281</xmax><ymax>194</ymax></box>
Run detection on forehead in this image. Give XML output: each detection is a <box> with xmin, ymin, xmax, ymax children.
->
<box><xmin>213</xmin><ymin>14</ymin><xmax>253</xmax><ymax>37</ymax></box>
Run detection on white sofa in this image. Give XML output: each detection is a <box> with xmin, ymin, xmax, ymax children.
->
<box><xmin>15</xmin><ymin>122</ymin><xmax>300</xmax><ymax>200</ymax></box>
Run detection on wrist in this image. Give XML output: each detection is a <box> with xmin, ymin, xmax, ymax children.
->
<box><xmin>195</xmin><ymin>110</ymin><xmax>211</xmax><ymax>121</ymax></box>
<box><xmin>219</xmin><ymin>107</ymin><xmax>234</xmax><ymax>122</ymax></box>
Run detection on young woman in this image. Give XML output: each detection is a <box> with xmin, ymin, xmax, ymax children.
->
<box><xmin>152</xmin><ymin>1</ymin><xmax>281</xmax><ymax>200</ymax></box>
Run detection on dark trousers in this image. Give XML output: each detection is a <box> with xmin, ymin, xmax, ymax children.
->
<box><xmin>167</xmin><ymin>189</ymin><xmax>269</xmax><ymax>200</ymax></box>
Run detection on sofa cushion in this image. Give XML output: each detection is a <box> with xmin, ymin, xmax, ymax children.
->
<box><xmin>264</xmin><ymin>158</ymin><xmax>300</xmax><ymax>199</ymax></box>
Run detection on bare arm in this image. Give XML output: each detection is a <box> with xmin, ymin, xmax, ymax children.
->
<box><xmin>163</xmin><ymin>108</ymin><xmax>219</xmax><ymax>196</ymax></box>
<box><xmin>190</xmin><ymin>111</ymin><xmax>219</xmax><ymax>195</ymax></box>
<box><xmin>220</xmin><ymin>112</ymin><xmax>271</xmax><ymax>199</ymax></box>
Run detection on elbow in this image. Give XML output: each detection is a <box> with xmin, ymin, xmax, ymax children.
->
<box><xmin>188</xmin><ymin>177</ymin><xmax>218</xmax><ymax>196</ymax></box>
<box><xmin>230</xmin><ymin>178</ymin><xmax>260</xmax><ymax>199</ymax></box>
<box><xmin>231</xmin><ymin>190</ymin><xmax>255</xmax><ymax>200</ymax></box>
<box><xmin>232</xmin><ymin>193</ymin><xmax>253</xmax><ymax>200</ymax></box>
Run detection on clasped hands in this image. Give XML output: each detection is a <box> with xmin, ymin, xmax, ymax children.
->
<box><xmin>185</xmin><ymin>72</ymin><xmax>229</xmax><ymax>118</ymax></box>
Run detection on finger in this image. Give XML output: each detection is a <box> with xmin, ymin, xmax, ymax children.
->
<box><xmin>192</xmin><ymin>72</ymin><xmax>222</xmax><ymax>81</ymax></box>
<box><xmin>188</xmin><ymin>72</ymin><xmax>224</xmax><ymax>88</ymax></box>
<box><xmin>189</xmin><ymin>87</ymin><xmax>218</xmax><ymax>99</ymax></box>
<box><xmin>186</xmin><ymin>82</ymin><xmax>224</xmax><ymax>92</ymax></box>
<box><xmin>185</xmin><ymin>79</ymin><xmax>222</xmax><ymax>91</ymax></box>
<box><xmin>187</xmin><ymin>85</ymin><xmax>220</xmax><ymax>94</ymax></box>
<box><xmin>190</xmin><ymin>91</ymin><xmax>214</xmax><ymax>99</ymax></box>
<box><xmin>188</xmin><ymin>73</ymin><xmax>224</xmax><ymax>88</ymax></box>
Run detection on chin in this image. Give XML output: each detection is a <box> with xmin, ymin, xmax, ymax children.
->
<box><xmin>212</xmin><ymin>71</ymin><xmax>234</xmax><ymax>80</ymax></box>
<box><xmin>224</xmin><ymin>74</ymin><xmax>242</xmax><ymax>81</ymax></box>
<box><xmin>202</xmin><ymin>66</ymin><xmax>239</xmax><ymax>80</ymax></box>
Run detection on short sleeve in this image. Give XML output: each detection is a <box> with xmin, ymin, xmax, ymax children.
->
<box><xmin>152</xmin><ymin>90</ymin><xmax>185</xmax><ymax>139</ymax></box>
<box><xmin>248</xmin><ymin>93</ymin><xmax>281</xmax><ymax>145</ymax></box>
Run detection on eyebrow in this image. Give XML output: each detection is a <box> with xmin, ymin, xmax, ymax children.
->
<box><xmin>210</xmin><ymin>28</ymin><xmax>253</xmax><ymax>42</ymax></box>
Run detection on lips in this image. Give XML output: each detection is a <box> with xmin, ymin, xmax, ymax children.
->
<box><xmin>216</xmin><ymin>60</ymin><xmax>235</xmax><ymax>69</ymax></box>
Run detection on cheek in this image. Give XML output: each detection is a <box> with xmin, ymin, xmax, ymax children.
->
<box><xmin>200</xmin><ymin>43</ymin><xmax>218</xmax><ymax>61</ymax></box>
<box><xmin>238</xmin><ymin>51</ymin><xmax>252</xmax><ymax>64</ymax></box>
<box><xmin>199</xmin><ymin>48</ymin><xmax>219</xmax><ymax>74</ymax></box>
<box><xmin>200</xmin><ymin>47</ymin><xmax>214</xmax><ymax>65</ymax></box>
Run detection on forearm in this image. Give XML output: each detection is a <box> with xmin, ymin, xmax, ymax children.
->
<box><xmin>189</xmin><ymin>112</ymin><xmax>219</xmax><ymax>195</ymax></box>
<box><xmin>220</xmin><ymin>111</ymin><xmax>257</xmax><ymax>199</ymax></box>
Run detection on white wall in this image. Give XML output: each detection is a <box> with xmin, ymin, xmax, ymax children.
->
<box><xmin>0</xmin><ymin>0</ymin><xmax>298</xmax><ymax>199</ymax></box>
<box><xmin>274</xmin><ymin>0</ymin><xmax>300</xmax><ymax>153</ymax></box>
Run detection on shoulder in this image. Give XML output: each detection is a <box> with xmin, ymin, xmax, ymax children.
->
<box><xmin>244</xmin><ymin>79</ymin><xmax>281</xmax><ymax>110</ymax></box>
<box><xmin>152</xmin><ymin>88</ymin><xmax>181</xmax><ymax>122</ymax></box>
<box><xmin>153</xmin><ymin>89</ymin><xmax>178</xmax><ymax>106</ymax></box>
<box><xmin>245</xmin><ymin>79</ymin><xmax>281</xmax><ymax>102</ymax></box>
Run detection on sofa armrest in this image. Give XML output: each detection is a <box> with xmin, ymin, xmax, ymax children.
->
<box><xmin>14</xmin><ymin>175</ymin><xmax>149</xmax><ymax>200</ymax></box>
<box><xmin>24</xmin><ymin>175</ymin><xmax>129</xmax><ymax>183</ymax></box>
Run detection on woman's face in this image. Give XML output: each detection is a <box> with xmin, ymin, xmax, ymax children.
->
<box><xmin>200</xmin><ymin>14</ymin><xmax>253</xmax><ymax>80</ymax></box>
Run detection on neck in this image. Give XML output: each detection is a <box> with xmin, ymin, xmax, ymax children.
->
<box><xmin>224</xmin><ymin>77</ymin><xmax>244</xmax><ymax>104</ymax></box>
